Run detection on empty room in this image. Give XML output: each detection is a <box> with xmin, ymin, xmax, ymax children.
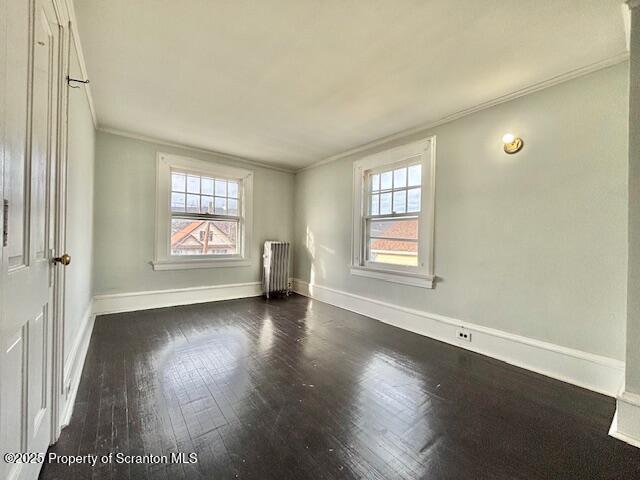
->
<box><xmin>2</xmin><ymin>0</ymin><xmax>640</xmax><ymax>478</ymax></box>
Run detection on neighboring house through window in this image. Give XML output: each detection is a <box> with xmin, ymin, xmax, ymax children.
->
<box><xmin>153</xmin><ymin>153</ymin><xmax>253</xmax><ymax>270</ymax></box>
<box><xmin>351</xmin><ymin>137</ymin><xmax>435</xmax><ymax>288</ymax></box>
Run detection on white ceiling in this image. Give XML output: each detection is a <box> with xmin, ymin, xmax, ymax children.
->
<box><xmin>75</xmin><ymin>0</ymin><xmax>628</xmax><ymax>170</ymax></box>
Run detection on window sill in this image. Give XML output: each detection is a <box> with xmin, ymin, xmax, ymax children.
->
<box><xmin>152</xmin><ymin>258</ymin><xmax>252</xmax><ymax>271</ymax></box>
<box><xmin>350</xmin><ymin>265</ymin><xmax>434</xmax><ymax>289</ymax></box>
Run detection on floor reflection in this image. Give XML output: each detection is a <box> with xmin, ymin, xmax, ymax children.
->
<box><xmin>40</xmin><ymin>295</ymin><xmax>640</xmax><ymax>480</ymax></box>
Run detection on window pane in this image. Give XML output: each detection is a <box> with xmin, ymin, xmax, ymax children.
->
<box><xmin>202</xmin><ymin>177</ymin><xmax>214</xmax><ymax>195</ymax></box>
<box><xmin>187</xmin><ymin>175</ymin><xmax>200</xmax><ymax>194</ymax></box>
<box><xmin>407</xmin><ymin>188</ymin><xmax>421</xmax><ymax>212</ymax></box>
<box><xmin>171</xmin><ymin>172</ymin><xmax>186</xmax><ymax>192</ymax></box>
<box><xmin>201</xmin><ymin>195</ymin><xmax>214</xmax><ymax>214</ymax></box>
<box><xmin>370</xmin><ymin>194</ymin><xmax>379</xmax><ymax>215</ymax></box>
<box><xmin>369</xmin><ymin>218</ymin><xmax>418</xmax><ymax>240</ymax></box>
<box><xmin>380</xmin><ymin>171</ymin><xmax>392</xmax><ymax>190</ymax></box>
<box><xmin>228</xmin><ymin>181</ymin><xmax>239</xmax><ymax>198</ymax></box>
<box><xmin>393</xmin><ymin>167</ymin><xmax>407</xmax><ymax>188</ymax></box>
<box><xmin>171</xmin><ymin>219</ymin><xmax>238</xmax><ymax>256</ymax></box>
<box><xmin>408</xmin><ymin>164</ymin><xmax>421</xmax><ymax>186</ymax></box>
<box><xmin>380</xmin><ymin>192</ymin><xmax>392</xmax><ymax>214</ymax></box>
<box><xmin>393</xmin><ymin>190</ymin><xmax>406</xmax><ymax>213</ymax></box>
<box><xmin>215</xmin><ymin>196</ymin><xmax>227</xmax><ymax>214</ymax></box>
<box><xmin>370</xmin><ymin>174</ymin><xmax>380</xmax><ymax>192</ymax></box>
<box><xmin>228</xmin><ymin>198</ymin><xmax>239</xmax><ymax>216</ymax></box>
<box><xmin>186</xmin><ymin>194</ymin><xmax>200</xmax><ymax>213</ymax></box>
<box><xmin>171</xmin><ymin>192</ymin><xmax>186</xmax><ymax>212</ymax></box>
<box><xmin>368</xmin><ymin>238</ymin><xmax>418</xmax><ymax>266</ymax></box>
<box><xmin>215</xmin><ymin>179</ymin><xmax>227</xmax><ymax>197</ymax></box>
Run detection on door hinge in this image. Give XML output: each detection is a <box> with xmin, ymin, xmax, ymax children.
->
<box><xmin>2</xmin><ymin>199</ymin><xmax>8</xmax><ymax>247</ymax></box>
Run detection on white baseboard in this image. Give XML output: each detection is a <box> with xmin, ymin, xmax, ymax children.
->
<box><xmin>92</xmin><ymin>281</ymin><xmax>263</xmax><ymax>315</ymax></box>
<box><xmin>609</xmin><ymin>391</ymin><xmax>640</xmax><ymax>448</ymax></box>
<box><xmin>293</xmin><ymin>278</ymin><xmax>624</xmax><ymax>397</ymax></box>
<box><xmin>60</xmin><ymin>302</ymin><xmax>96</xmax><ymax>428</ymax></box>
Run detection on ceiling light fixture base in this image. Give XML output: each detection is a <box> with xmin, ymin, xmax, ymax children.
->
<box><xmin>503</xmin><ymin>137</ymin><xmax>523</xmax><ymax>154</ymax></box>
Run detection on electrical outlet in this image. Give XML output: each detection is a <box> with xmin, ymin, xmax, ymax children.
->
<box><xmin>456</xmin><ymin>329</ymin><xmax>472</xmax><ymax>342</ymax></box>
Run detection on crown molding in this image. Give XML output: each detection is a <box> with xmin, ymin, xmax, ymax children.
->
<box><xmin>299</xmin><ymin>52</ymin><xmax>630</xmax><ymax>173</ymax></box>
<box><xmin>97</xmin><ymin>127</ymin><xmax>296</xmax><ymax>174</ymax></box>
<box><xmin>64</xmin><ymin>0</ymin><xmax>98</xmax><ymax>128</ymax></box>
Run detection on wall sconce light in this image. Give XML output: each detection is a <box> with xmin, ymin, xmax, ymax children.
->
<box><xmin>502</xmin><ymin>133</ymin><xmax>523</xmax><ymax>154</ymax></box>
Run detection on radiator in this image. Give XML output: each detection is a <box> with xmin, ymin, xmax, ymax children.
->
<box><xmin>262</xmin><ymin>241</ymin><xmax>291</xmax><ymax>298</ymax></box>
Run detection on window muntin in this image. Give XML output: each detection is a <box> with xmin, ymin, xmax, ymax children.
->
<box><xmin>169</xmin><ymin>170</ymin><xmax>242</xmax><ymax>257</ymax></box>
<box><xmin>365</xmin><ymin>160</ymin><xmax>422</xmax><ymax>267</ymax></box>
<box><xmin>170</xmin><ymin>172</ymin><xmax>239</xmax><ymax>216</ymax></box>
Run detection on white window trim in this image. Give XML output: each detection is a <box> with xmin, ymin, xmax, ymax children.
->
<box><xmin>152</xmin><ymin>152</ymin><xmax>253</xmax><ymax>271</ymax></box>
<box><xmin>350</xmin><ymin>137</ymin><xmax>436</xmax><ymax>288</ymax></box>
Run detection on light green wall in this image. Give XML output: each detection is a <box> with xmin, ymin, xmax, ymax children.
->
<box><xmin>64</xmin><ymin>45</ymin><xmax>95</xmax><ymax>362</ymax></box>
<box><xmin>294</xmin><ymin>63</ymin><xmax>629</xmax><ymax>360</ymax></box>
<box><xmin>626</xmin><ymin>8</ymin><xmax>640</xmax><ymax>393</ymax></box>
<box><xmin>93</xmin><ymin>132</ymin><xmax>295</xmax><ymax>295</ymax></box>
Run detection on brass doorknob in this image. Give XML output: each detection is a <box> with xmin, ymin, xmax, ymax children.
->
<box><xmin>53</xmin><ymin>254</ymin><xmax>71</xmax><ymax>266</ymax></box>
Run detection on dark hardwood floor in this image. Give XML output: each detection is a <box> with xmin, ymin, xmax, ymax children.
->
<box><xmin>40</xmin><ymin>294</ymin><xmax>640</xmax><ymax>479</ymax></box>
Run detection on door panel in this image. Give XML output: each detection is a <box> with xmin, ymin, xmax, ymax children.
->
<box><xmin>32</xmin><ymin>6</ymin><xmax>54</xmax><ymax>261</ymax></box>
<box><xmin>2</xmin><ymin>334</ymin><xmax>24</xmax><ymax>462</ymax></box>
<box><xmin>1</xmin><ymin>0</ymin><xmax>63</xmax><ymax>479</ymax></box>
<box><xmin>4</xmin><ymin>0</ymin><xmax>30</xmax><ymax>269</ymax></box>
<box><xmin>28</xmin><ymin>309</ymin><xmax>48</xmax><ymax>441</ymax></box>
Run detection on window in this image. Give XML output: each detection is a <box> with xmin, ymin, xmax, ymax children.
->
<box><xmin>367</xmin><ymin>163</ymin><xmax>421</xmax><ymax>267</ymax></box>
<box><xmin>153</xmin><ymin>153</ymin><xmax>253</xmax><ymax>270</ymax></box>
<box><xmin>351</xmin><ymin>137</ymin><xmax>435</xmax><ymax>288</ymax></box>
<box><xmin>170</xmin><ymin>171</ymin><xmax>239</xmax><ymax>256</ymax></box>
<box><xmin>198</xmin><ymin>230</ymin><xmax>220</xmax><ymax>243</ymax></box>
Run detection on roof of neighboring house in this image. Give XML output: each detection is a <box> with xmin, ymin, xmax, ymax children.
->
<box><xmin>171</xmin><ymin>221</ymin><xmax>234</xmax><ymax>249</ymax></box>
<box><xmin>370</xmin><ymin>220</ymin><xmax>417</xmax><ymax>253</ymax></box>
<box><xmin>171</xmin><ymin>221</ymin><xmax>203</xmax><ymax>245</ymax></box>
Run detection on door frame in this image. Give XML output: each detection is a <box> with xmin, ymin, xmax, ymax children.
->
<box><xmin>48</xmin><ymin>0</ymin><xmax>70</xmax><ymax>443</ymax></box>
<box><xmin>0</xmin><ymin>0</ymin><xmax>7</xmax><ymax>428</ymax></box>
